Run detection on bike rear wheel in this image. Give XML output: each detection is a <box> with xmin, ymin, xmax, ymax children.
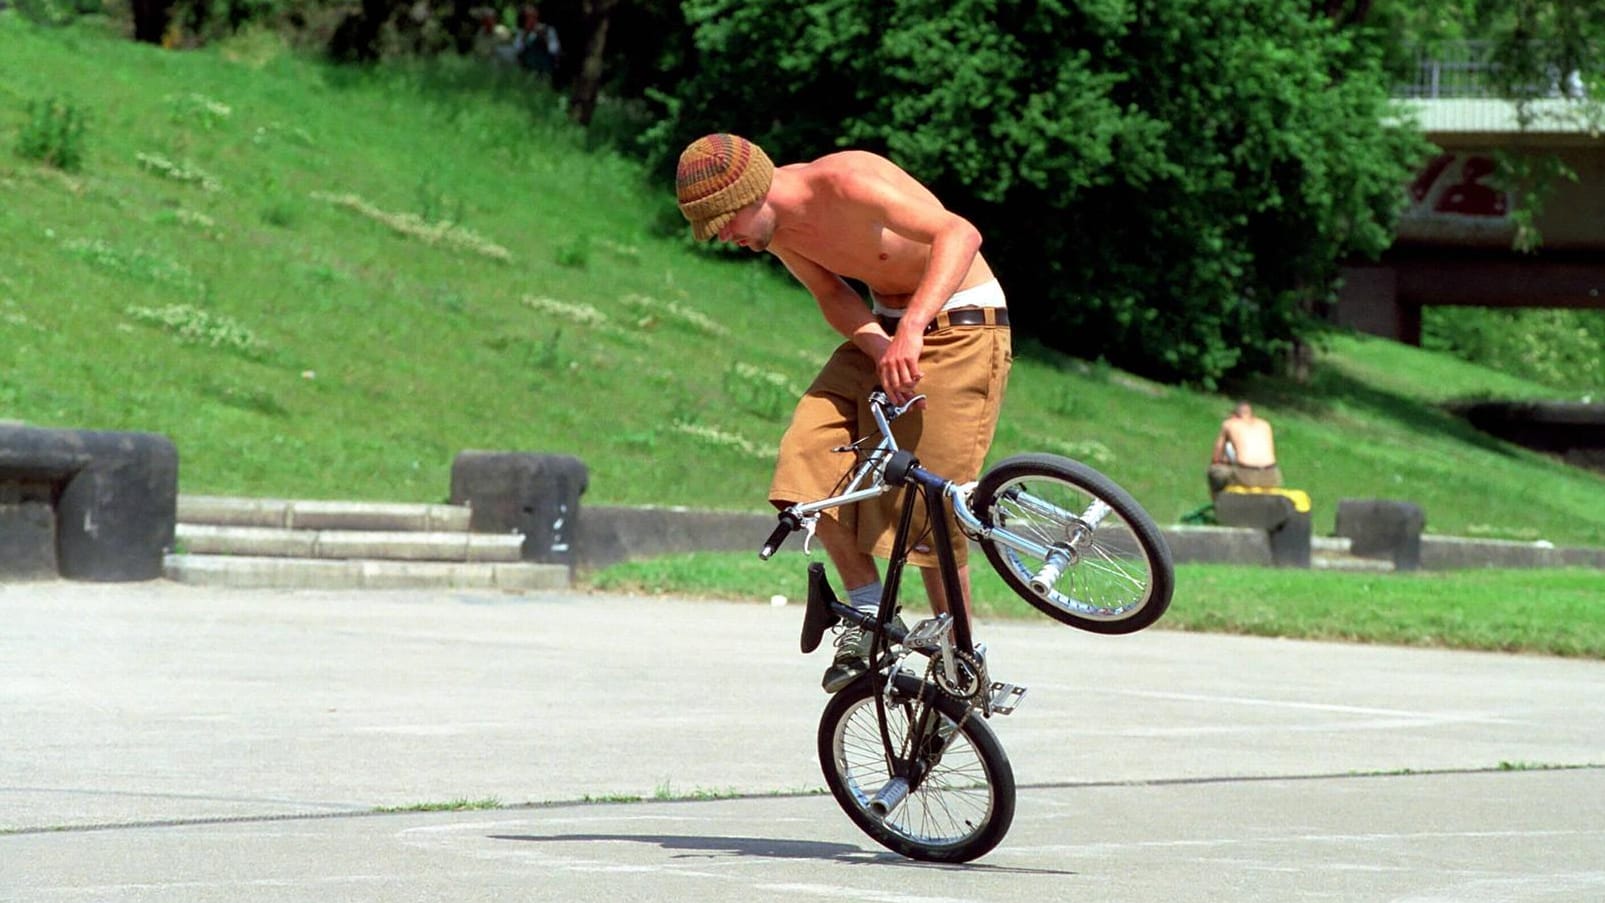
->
<box><xmin>818</xmin><ymin>672</ymin><xmax>1015</xmax><ymax>863</ymax></box>
<box><xmin>973</xmin><ymin>453</ymin><xmax>1173</xmax><ymax>634</ymax></box>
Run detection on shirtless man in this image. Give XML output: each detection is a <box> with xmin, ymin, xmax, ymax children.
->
<box><xmin>676</xmin><ymin>133</ymin><xmax>1011</xmax><ymax>692</ymax></box>
<box><xmin>1208</xmin><ymin>402</ymin><xmax>1282</xmax><ymax>496</ymax></box>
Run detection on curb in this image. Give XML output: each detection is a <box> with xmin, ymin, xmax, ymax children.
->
<box><xmin>176</xmin><ymin>524</ymin><xmax>525</xmax><ymax>563</ymax></box>
<box><xmin>163</xmin><ymin>555</ymin><xmax>567</xmax><ymax>591</ymax></box>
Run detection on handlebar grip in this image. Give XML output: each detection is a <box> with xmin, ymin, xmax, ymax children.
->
<box><xmin>759</xmin><ymin>515</ymin><xmax>798</xmax><ymax>560</ymax></box>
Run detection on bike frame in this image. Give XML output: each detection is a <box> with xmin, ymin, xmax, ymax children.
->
<box><xmin>769</xmin><ymin>391</ymin><xmax>1045</xmax><ymax>728</ymax></box>
<box><xmin>777</xmin><ymin>394</ymin><xmax>975</xmax><ymax>652</ymax></box>
<box><xmin>775</xmin><ymin>393</ymin><xmax>1105</xmax><ymax>622</ymax></box>
<box><xmin>764</xmin><ymin>391</ymin><xmax>1043</xmax><ymax>820</ymax></box>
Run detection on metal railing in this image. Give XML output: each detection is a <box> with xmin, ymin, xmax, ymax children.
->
<box><xmin>1394</xmin><ymin>40</ymin><xmax>1588</xmax><ymax>100</ymax></box>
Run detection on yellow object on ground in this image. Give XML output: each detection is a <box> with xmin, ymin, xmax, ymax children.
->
<box><xmin>1222</xmin><ymin>484</ymin><xmax>1312</xmax><ymax>513</ymax></box>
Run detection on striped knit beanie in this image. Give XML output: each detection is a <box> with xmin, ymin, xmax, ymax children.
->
<box><xmin>676</xmin><ymin>134</ymin><xmax>774</xmax><ymax>242</ymax></box>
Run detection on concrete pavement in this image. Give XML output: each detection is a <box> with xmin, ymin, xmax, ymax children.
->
<box><xmin>3</xmin><ymin>579</ymin><xmax>1603</xmax><ymax>900</ymax></box>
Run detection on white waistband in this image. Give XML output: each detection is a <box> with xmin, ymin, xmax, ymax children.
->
<box><xmin>873</xmin><ymin>279</ymin><xmax>1006</xmax><ymax>318</ymax></box>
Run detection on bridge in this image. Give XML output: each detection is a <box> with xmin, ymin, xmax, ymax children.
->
<box><xmin>1336</xmin><ymin>45</ymin><xmax>1603</xmax><ymax>344</ymax></box>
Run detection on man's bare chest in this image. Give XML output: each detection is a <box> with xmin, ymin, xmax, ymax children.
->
<box><xmin>780</xmin><ymin>223</ymin><xmax>927</xmax><ymax>292</ymax></box>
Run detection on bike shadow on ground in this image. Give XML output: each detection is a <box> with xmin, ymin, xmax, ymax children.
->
<box><xmin>488</xmin><ymin>833</ymin><xmax>1075</xmax><ymax>875</ymax></box>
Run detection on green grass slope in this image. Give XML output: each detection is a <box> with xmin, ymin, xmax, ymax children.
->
<box><xmin>3</xmin><ymin>18</ymin><xmax>1603</xmax><ymax>548</ymax></box>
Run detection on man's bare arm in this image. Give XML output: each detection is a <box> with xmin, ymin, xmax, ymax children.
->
<box><xmin>772</xmin><ymin>246</ymin><xmax>892</xmax><ymax>360</ymax></box>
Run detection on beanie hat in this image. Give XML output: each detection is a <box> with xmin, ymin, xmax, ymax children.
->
<box><xmin>676</xmin><ymin>134</ymin><xmax>774</xmax><ymax>242</ymax></box>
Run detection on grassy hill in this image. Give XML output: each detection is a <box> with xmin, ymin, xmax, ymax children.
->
<box><xmin>3</xmin><ymin>16</ymin><xmax>1603</xmax><ymax>549</ymax></box>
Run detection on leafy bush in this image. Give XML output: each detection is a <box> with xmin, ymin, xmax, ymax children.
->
<box><xmin>646</xmin><ymin>0</ymin><xmax>1429</xmax><ymax>386</ymax></box>
<box><xmin>1423</xmin><ymin>307</ymin><xmax>1605</xmax><ymax>396</ymax></box>
<box><xmin>15</xmin><ymin>95</ymin><xmax>87</xmax><ymax>171</ymax></box>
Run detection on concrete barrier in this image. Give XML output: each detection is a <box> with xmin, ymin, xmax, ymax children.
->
<box><xmin>0</xmin><ymin>479</ymin><xmax>57</xmax><ymax>579</ymax></box>
<box><xmin>1336</xmin><ymin>499</ymin><xmax>1426</xmax><ymax>571</ymax></box>
<box><xmin>577</xmin><ymin>505</ymin><xmax>777</xmax><ymax>571</ymax></box>
<box><xmin>0</xmin><ymin>425</ymin><xmax>178</xmax><ymax>581</ymax></box>
<box><xmin>1421</xmin><ymin>535</ymin><xmax>1605</xmax><ymax>570</ymax></box>
<box><xmin>1159</xmin><ymin>525</ymin><xmax>1274</xmax><ymax>566</ymax></box>
<box><xmin>1212</xmin><ymin>492</ymin><xmax>1311</xmax><ymax>567</ymax></box>
<box><xmin>450</xmin><ymin>452</ymin><xmax>588</xmax><ymax>570</ymax></box>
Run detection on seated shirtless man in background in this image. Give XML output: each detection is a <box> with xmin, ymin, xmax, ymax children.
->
<box><xmin>1208</xmin><ymin>401</ymin><xmax>1283</xmax><ymax>497</ymax></box>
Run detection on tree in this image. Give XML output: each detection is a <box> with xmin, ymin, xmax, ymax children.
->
<box><xmin>569</xmin><ymin>0</ymin><xmax>622</xmax><ymax>125</ymax></box>
<box><xmin>130</xmin><ymin>0</ymin><xmax>176</xmax><ymax>42</ymax></box>
<box><xmin>649</xmin><ymin>0</ymin><xmax>1428</xmax><ymax>385</ymax></box>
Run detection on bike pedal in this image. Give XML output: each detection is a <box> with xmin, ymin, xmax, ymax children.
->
<box><xmin>988</xmin><ymin>682</ymin><xmax>1027</xmax><ymax>716</ymax></box>
<box><xmin>902</xmin><ymin>614</ymin><xmax>952</xmax><ymax>652</ymax></box>
<box><xmin>800</xmin><ymin>562</ymin><xmax>842</xmax><ymax>654</ymax></box>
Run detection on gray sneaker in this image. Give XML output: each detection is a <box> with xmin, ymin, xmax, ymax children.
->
<box><xmin>821</xmin><ymin>616</ymin><xmax>909</xmax><ymax>694</ymax></box>
<box><xmin>821</xmin><ymin>625</ymin><xmax>871</xmax><ymax>694</ymax></box>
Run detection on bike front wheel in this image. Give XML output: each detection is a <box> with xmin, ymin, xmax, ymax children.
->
<box><xmin>818</xmin><ymin>672</ymin><xmax>1015</xmax><ymax>863</ymax></box>
<box><xmin>972</xmin><ymin>453</ymin><xmax>1173</xmax><ymax>634</ymax></box>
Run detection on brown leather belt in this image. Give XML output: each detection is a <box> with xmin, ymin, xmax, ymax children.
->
<box><xmin>876</xmin><ymin>307</ymin><xmax>1010</xmax><ymax>336</ymax></box>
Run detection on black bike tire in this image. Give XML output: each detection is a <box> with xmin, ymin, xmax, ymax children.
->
<box><xmin>973</xmin><ymin>453</ymin><xmax>1174</xmax><ymax>634</ymax></box>
<box><xmin>817</xmin><ymin>672</ymin><xmax>1015</xmax><ymax>863</ymax></box>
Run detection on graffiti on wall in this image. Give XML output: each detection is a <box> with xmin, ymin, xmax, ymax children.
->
<box><xmin>1397</xmin><ymin>152</ymin><xmax>1516</xmax><ymax>246</ymax></box>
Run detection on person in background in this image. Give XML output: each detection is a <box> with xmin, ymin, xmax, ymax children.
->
<box><xmin>1208</xmin><ymin>401</ymin><xmax>1283</xmax><ymax>497</ymax></box>
<box><xmin>511</xmin><ymin>4</ymin><xmax>560</xmax><ymax>75</ymax></box>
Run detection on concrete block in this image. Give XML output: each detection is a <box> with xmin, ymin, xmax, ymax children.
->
<box><xmin>1213</xmin><ymin>492</ymin><xmax>1295</xmax><ymax>530</ymax></box>
<box><xmin>0</xmin><ymin>425</ymin><xmax>177</xmax><ymax>581</ymax></box>
<box><xmin>450</xmin><ymin>452</ymin><xmax>588</xmax><ymax>568</ymax></box>
<box><xmin>1212</xmin><ymin>493</ymin><xmax>1310</xmax><ymax>567</ymax></box>
<box><xmin>0</xmin><ymin>500</ymin><xmax>57</xmax><ymax>579</ymax></box>
<box><xmin>1336</xmin><ymin>499</ymin><xmax>1426</xmax><ymax>571</ymax></box>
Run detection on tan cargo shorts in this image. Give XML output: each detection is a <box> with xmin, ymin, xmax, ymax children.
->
<box><xmin>769</xmin><ymin>315</ymin><xmax>1011</xmax><ymax>568</ymax></box>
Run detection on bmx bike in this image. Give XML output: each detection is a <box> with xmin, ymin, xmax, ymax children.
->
<box><xmin>759</xmin><ymin>389</ymin><xmax>1174</xmax><ymax>862</ymax></box>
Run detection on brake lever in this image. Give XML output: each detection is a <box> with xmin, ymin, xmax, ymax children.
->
<box><xmin>868</xmin><ymin>389</ymin><xmax>927</xmax><ymax>422</ymax></box>
<box><xmin>892</xmin><ymin>394</ymin><xmax>928</xmax><ymax>418</ymax></box>
<box><xmin>800</xmin><ymin>514</ymin><xmax>819</xmax><ymax>555</ymax></box>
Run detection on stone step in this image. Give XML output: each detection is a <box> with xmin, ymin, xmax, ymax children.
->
<box><xmin>1310</xmin><ymin>535</ymin><xmax>1396</xmax><ymax>571</ymax></box>
<box><xmin>175</xmin><ymin>524</ymin><xmax>523</xmax><ymax>563</ymax></box>
<box><xmin>163</xmin><ymin>555</ymin><xmax>566</xmax><ymax>591</ymax></box>
<box><xmin>1311</xmin><ymin>536</ymin><xmax>1354</xmax><ymax>554</ymax></box>
<box><xmin>1310</xmin><ymin>552</ymin><xmax>1396</xmax><ymax>572</ymax></box>
<box><xmin>178</xmin><ymin>495</ymin><xmax>471</xmax><ymax>533</ymax></box>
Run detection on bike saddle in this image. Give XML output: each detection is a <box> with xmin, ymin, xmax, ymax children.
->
<box><xmin>801</xmin><ymin>562</ymin><xmax>842</xmax><ymax>654</ymax></box>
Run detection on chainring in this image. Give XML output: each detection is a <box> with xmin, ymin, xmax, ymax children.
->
<box><xmin>930</xmin><ymin>650</ymin><xmax>989</xmax><ymax>705</ymax></box>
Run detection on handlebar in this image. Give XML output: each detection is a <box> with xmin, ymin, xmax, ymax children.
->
<box><xmin>759</xmin><ymin>512</ymin><xmax>799</xmax><ymax>560</ymax></box>
<box><xmin>758</xmin><ymin>391</ymin><xmax>924</xmax><ymax>560</ymax></box>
